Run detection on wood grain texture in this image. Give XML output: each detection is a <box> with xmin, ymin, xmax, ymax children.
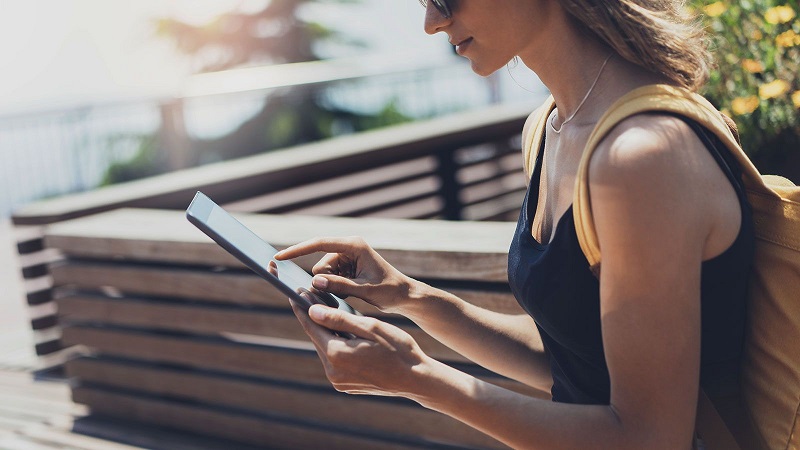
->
<box><xmin>45</xmin><ymin>209</ymin><xmax>516</xmax><ymax>282</ymax></box>
<box><xmin>67</xmin><ymin>357</ymin><xmax>508</xmax><ymax>449</ymax></box>
<box><xmin>50</xmin><ymin>261</ymin><xmax>520</xmax><ymax>315</ymax></box>
<box><xmin>72</xmin><ymin>386</ymin><xmax>426</xmax><ymax>450</ymax></box>
<box><xmin>56</xmin><ymin>294</ymin><xmax>468</xmax><ymax>363</ymax></box>
<box><xmin>60</xmin><ymin>325</ymin><xmax>540</xmax><ymax>398</ymax></box>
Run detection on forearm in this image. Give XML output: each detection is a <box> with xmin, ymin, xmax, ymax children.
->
<box><xmin>412</xmin><ymin>359</ymin><xmax>674</xmax><ymax>450</ymax></box>
<box><xmin>400</xmin><ymin>280</ymin><xmax>552</xmax><ymax>392</ymax></box>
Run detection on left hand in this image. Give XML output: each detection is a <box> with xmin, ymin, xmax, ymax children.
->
<box><xmin>290</xmin><ymin>298</ymin><xmax>432</xmax><ymax>397</ymax></box>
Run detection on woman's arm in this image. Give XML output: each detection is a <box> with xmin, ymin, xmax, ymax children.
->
<box><xmin>404</xmin><ymin>281</ymin><xmax>553</xmax><ymax>393</ymax></box>
<box><xmin>286</xmin><ymin>114</ymin><xmax>731</xmax><ymax>449</ymax></box>
<box><xmin>276</xmin><ymin>239</ymin><xmax>552</xmax><ymax>392</ymax></box>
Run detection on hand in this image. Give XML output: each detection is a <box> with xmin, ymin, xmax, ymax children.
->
<box><xmin>290</xmin><ymin>300</ymin><xmax>432</xmax><ymax>397</ymax></box>
<box><xmin>274</xmin><ymin>237</ymin><xmax>416</xmax><ymax>315</ymax></box>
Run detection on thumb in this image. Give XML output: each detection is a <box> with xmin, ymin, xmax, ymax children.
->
<box><xmin>308</xmin><ymin>304</ymin><xmax>373</xmax><ymax>339</ymax></box>
<box><xmin>312</xmin><ymin>274</ymin><xmax>371</xmax><ymax>299</ymax></box>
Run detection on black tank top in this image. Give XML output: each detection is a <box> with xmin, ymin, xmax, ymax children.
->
<box><xmin>507</xmin><ymin>117</ymin><xmax>755</xmax><ymax>404</ymax></box>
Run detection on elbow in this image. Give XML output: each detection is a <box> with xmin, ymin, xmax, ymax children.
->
<box><xmin>606</xmin><ymin>406</ymin><xmax>695</xmax><ymax>450</ymax></box>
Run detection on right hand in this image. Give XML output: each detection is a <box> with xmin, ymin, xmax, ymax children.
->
<box><xmin>274</xmin><ymin>236</ymin><xmax>416</xmax><ymax>314</ymax></box>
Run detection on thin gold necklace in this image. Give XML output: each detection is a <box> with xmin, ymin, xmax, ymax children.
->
<box><xmin>549</xmin><ymin>53</ymin><xmax>613</xmax><ymax>134</ymax></box>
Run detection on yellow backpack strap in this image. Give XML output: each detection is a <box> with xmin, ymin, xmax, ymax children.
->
<box><xmin>572</xmin><ymin>84</ymin><xmax>778</xmax><ymax>272</ymax></box>
<box><xmin>522</xmin><ymin>96</ymin><xmax>556</xmax><ymax>180</ymax></box>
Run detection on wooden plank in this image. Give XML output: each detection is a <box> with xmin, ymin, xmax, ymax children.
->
<box><xmin>16</xmin><ymin>424</ymin><xmax>147</xmax><ymax>450</ymax></box>
<box><xmin>361</xmin><ymin>196</ymin><xmax>443</xmax><ymax>220</ymax></box>
<box><xmin>13</xmin><ymin>225</ymin><xmax>45</xmax><ymax>254</ymax></box>
<box><xmin>72</xmin><ymin>386</ymin><xmax>437</xmax><ymax>450</ymax></box>
<box><xmin>463</xmin><ymin>191</ymin><xmax>527</xmax><ymax>222</ymax></box>
<box><xmin>60</xmin><ymin>326</ymin><xmax>537</xmax><ymax>397</ymax></box>
<box><xmin>13</xmin><ymin>102</ymin><xmax>532</xmax><ymax>226</ymax></box>
<box><xmin>50</xmin><ymin>262</ymin><xmax>519</xmax><ymax>315</ymax></box>
<box><xmin>44</xmin><ymin>210</ymin><xmax>515</xmax><ymax>282</ymax></box>
<box><xmin>55</xmin><ymin>294</ymin><xmax>467</xmax><ymax>363</ymax></box>
<box><xmin>457</xmin><ymin>152</ymin><xmax>524</xmax><ymax>185</ymax></box>
<box><xmin>24</xmin><ymin>276</ymin><xmax>53</xmax><ymax>306</ymax></box>
<box><xmin>41</xmin><ymin>415</ymin><xmax>267</xmax><ymax>450</ymax></box>
<box><xmin>51</xmin><ymin>262</ymin><xmax>285</xmax><ymax>309</ymax></box>
<box><xmin>223</xmin><ymin>156</ymin><xmax>438</xmax><ymax>213</ymax></box>
<box><xmin>17</xmin><ymin>249</ymin><xmax>62</xmax><ymax>276</ymax></box>
<box><xmin>284</xmin><ymin>176</ymin><xmax>441</xmax><ymax>217</ymax></box>
<box><xmin>66</xmin><ymin>357</ymin><xmax>508</xmax><ymax>449</ymax></box>
<box><xmin>460</xmin><ymin>173</ymin><xmax>527</xmax><ymax>205</ymax></box>
<box><xmin>61</xmin><ymin>325</ymin><xmax>335</xmax><ymax>385</ymax></box>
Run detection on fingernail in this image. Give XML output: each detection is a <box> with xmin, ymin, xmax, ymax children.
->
<box><xmin>312</xmin><ymin>275</ymin><xmax>328</xmax><ymax>289</ymax></box>
<box><xmin>309</xmin><ymin>305</ymin><xmax>328</xmax><ymax>320</ymax></box>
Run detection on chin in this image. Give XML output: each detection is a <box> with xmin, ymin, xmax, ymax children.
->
<box><xmin>469</xmin><ymin>59</ymin><xmax>504</xmax><ymax>77</ymax></box>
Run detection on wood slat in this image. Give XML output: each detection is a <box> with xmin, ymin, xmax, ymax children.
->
<box><xmin>223</xmin><ymin>156</ymin><xmax>438</xmax><ymax>214</ymax></box>
<box><xmin>24</xmin><ymin>276</ymin><xmax>53</xmax><ymax>306</ymax></box>
<box><xmin>62</xmin><ymin>325</ymin><xmax>329</xmax><ymax>385</ymax></box>
<box><xmin>360</xmin><ymin>196</ymin><xmax>444</xmax><ymax>220</ymax></box>
<box><xmin>17</xmin><ymin>249</ymin><xmax>62</xmax><ymax>279</ymax></box>
<box><xmin>463</xmin><ymin>192</ymin><xmax>527</xmax><ymax>222</ymax></box>
<box><xmin>60</xmin><ymin>326</ymin><xmax>537</xmax><ymax>398</ymax></box>
<box><xmin>55</xmin><ymin>294</ymin><xmax>467</xmax><ymax>363</ymax></box>
<box><xmin>50</xmin><ymin>261</ymin><xmax>520</xmax><ymax>316</ymax></box>
<box><xmin>284</xmin><ymin>176</ymin><xmax>441</xmax><ymax>217</ymax></box>
<box><xmin>13</xmin><ymin>424</ymin><xmax>147</xmax><ymax>450</ymax></box>
<box><xmin>44</xmin><ymin>210</ymin><xmax>515</xmax><ymax>282</ymax></box>
<box><xmin>460</xmin><ymin>173</ymin><xmax>527</xmax><ymax>206</ymax></box>
<box><xmin>72</xmin><ymin>386</ymin><xmax>449</xmax><ymax>450</ymax></box>
<box><xmin>66</xmin><ymin>357</ymin><xmax>508</xmax><ymax>449</ymax></box>
<box><xmin>13</xmin><ymin>225</ymin><xmax>45</xmax><ymax>254</ymax></box>
<box><xmin>457</xmin><ymin>152</ymin><xmax>524</xmax><ymax>185</ymax></box>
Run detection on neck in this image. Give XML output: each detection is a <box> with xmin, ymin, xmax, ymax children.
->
<box><xmin>518</xmin><ymin>17</ymin><xmax>667</xmax><ymax>128</ymax></box>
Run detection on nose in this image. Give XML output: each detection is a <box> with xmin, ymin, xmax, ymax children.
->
<box><xmin>423</xmin><ymin>3</ymin><xmax>452</xmax><ymax>35</ymax></box>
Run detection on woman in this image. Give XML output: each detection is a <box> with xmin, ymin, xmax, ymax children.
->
<box><xmin>275</xmin><ymin>0</ymin><xmax>754</xmax><ymax>448</ymax></box>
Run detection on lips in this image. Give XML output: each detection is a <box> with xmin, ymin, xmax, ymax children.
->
<box><xmin>454</xmin><ymin>37</ymin><xmax>473</xmax><ymax>56</ymax></box>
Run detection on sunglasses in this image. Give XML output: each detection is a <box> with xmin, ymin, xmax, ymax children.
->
<box><xmin>419</xmin><ymin>0</ymin><xmax>452</xmax><ymax>18</ymax></box>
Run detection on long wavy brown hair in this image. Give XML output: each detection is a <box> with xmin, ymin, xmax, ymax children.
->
<box><xmin>558</xmin><ymin>0</ymin><xmax>712</xmax><ymax>92</ymax></box>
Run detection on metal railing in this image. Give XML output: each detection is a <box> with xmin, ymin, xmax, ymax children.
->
<box><xmin>0</xmin><ymin>54</ymin><xmax>546</xmax><ymax>217</ymax></box>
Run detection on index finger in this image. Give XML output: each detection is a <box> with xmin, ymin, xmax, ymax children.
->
<box><xmin>274</xmin><ymin>237</ymin><xmax>360</xmax><ymax>260</ymax></box>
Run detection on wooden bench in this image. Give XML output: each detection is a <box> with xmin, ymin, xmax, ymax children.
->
<box><xmin>44</xmin><ymin>209</ymin><xmax>547</xmax><ymax>449</ymax></box>
<box><xmin>11</xmin><ymin>102</ymin><xmax>539</xmax><ymax>362</ymax></box>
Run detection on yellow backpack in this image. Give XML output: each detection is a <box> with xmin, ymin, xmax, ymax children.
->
<box><xmin>522</xmin><ymin>84</ymin><xmax>800</xmax><ymax>450</ymax></box>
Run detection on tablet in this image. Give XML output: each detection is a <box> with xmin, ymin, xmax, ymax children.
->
<box><xmin>186</xmin><ymin>191</ymin><xmax>360</xmax><ymax>316</ymax></box>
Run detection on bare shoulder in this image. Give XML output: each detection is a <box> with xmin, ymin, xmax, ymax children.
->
<box><xmin>589</xmin><ymin>113</ymin><xmax>707</xmax><ymax>184</ymax></box>
<box><xmin>586</xmin><ymin>112</ymin><xmax>739</xmax><ymax>259</ymax></box>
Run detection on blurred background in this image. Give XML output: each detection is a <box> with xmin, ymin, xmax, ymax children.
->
<box><xmin>2</xmin><ymin>0</ymin><xmax>798</xmax><ymax>219</ymax></box>
<box><xmin>0</xmin><ymin>0</ymin><xmax>546</xmax><ymax>218</ymax></box>
<box><xmin>0</xmin><ymin>0</ymin><xmax>545</xmax><ymax>374</ymax></box>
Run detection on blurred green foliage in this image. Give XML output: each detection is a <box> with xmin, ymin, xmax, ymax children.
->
<box><xmin>103</xmin><ymin>0</ymin><xmax>413</xmax><ymax>185</ymax></box>
<box><xmin>693</xmin><ymin>0</ymin><xmax>800</xmax><ymax>177</ymax></box>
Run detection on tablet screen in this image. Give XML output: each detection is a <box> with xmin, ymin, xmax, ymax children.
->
<box><xmin>186</xmin><ymin>191</ymin><xmax>357</xmax><ymax>314</ymax></box>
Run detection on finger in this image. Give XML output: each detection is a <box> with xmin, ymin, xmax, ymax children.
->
<box><xmin>311</xmin><ymin>274</ymin><xmax>373</xmax><ymax>300</ymax></box>
<box><xmin>274</xmin><ymin>237</ymin><xmax>364</xmax><ymax>261</ymax></box>
<box><xmin>312</xmin><ymin>253</ymin><xmax>345</xmax><ymax>276</ymax></box>
<box><xmin>308</xmin><ymin>305</ymin><xmax>380</xmax><ymax>340</ymax></box>
<box><xmin>289</xmin><ymin>299</ymin><xmax>340</xmax><ymax>345</ymax></box>
<box><xmin>267</xmin><ymin>260</ymin><xmax>279</xmax><ymax>277</ymax></box>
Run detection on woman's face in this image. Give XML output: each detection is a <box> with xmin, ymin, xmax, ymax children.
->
<box><xmin>423</xmin><ymin>0</ymin><xmax>556</xmax><ymax>76</ymax></box>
